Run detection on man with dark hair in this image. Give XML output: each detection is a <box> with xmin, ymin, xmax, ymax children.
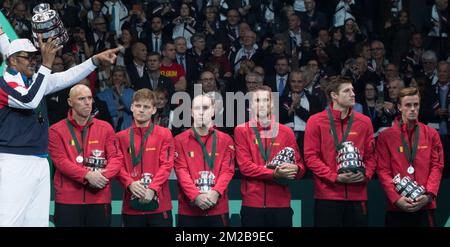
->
<box><xmin>234</xmin><ymin>85</ymin><xmax>305</xmax><ymax>227</ymax></box>
<box><xmin>377</xmin><ymin>87</ymin><xmax>443</xmax><ymax>227</ymax></box>
<box><xmin>135</xmin><ymin>52</ymin><xmax>175</xmax><ymax>98</ymax></box>
<box><xmin>116</xmin><ymin>89</ymin><xmax>174</xmax><ymax>227</ymax></box>
<box><xmin>265</xmin><ymin>56</ymin><xmax>290</xmax><ymax>97</ymax></box>
<box><xmin>304</xmin><ymin>76</ymin><xmax>376</xmax><ymax>227</ymax></box>
<box><xmin>160</xmin><ymin>41</ymin><xmax>187</xmax><ymax>92</ymax></box>
<box><xmin>143</xmin><ymin>15</ymin><xmax>171</xmax><ymax>54</ymax></box>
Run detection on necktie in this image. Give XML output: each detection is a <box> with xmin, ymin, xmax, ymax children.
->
<box><xmin>110</xmin><ymin>3</ymin><xmax>116</xmax><ymax>33</ymax></box>
<box><xmin>291</xmin><ymin>35</ymin><xmax>298</xmax><ymax>47</ymax></box>
<box><xmin>179</xmin><ymin>55</ymin><xmax>186</xmax><ymax>71</ymax></box>
<box><xmin>246</xmin><ymin>50</ymin><xmax>252</xmax><ymax>59</ymax></box>
<box><xmin>279</xmin><ymin>77</ymin><xmax>285</xmax><ymax>95</ymax></box>
<box><xmin>154</xmin><ymin>36</ymin><xmax>159</xmax><ymax>53</ymax></box>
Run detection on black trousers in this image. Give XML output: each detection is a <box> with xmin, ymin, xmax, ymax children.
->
<box><xmin>122</xmin><ymin>210</ymin><xmax>173</xmax><ymax>227</ymax></box>
<box><xmin>314</xmin><ymin>200</ymin><xmax>368</xmax><ymax>227</ymax></box>
<box><xmin>440</xmin><ymin>135</ymin><xmax>450</xmax><ymax>178</ymax></box>
<box><xmin>240</xmin><ymin>206</ymin><xmax>293</xmax><ymax>227</ymax></box>
<box><xmin>385</xmin><ymin>210</ymin><xmax>435</xmax><ymax>227</ymax></box>
<box><xmin>177</xmin><ymin>213</ymin><xmax>229</xmax><ymax>227</ymax></box>
<box><xmin>54</xmin><ymin>203</ymin><xmax>111</xmax><ymax>227</ymax></box>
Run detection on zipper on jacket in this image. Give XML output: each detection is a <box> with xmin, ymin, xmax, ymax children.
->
<box><xmin>264</xmin><ymin>183</ymin><xmax>267</xmax><ymax>208</ymax></box>
<box><xmin>83</xmin><ymin>187</ymin><xmax>86</xmax><ymax>203</ymax></box>
<box><xmin>60</xmin><ymin>173</ymin><xmax>63</xmax><ymax>188</ymax></box>
<box><xmin>340</xmin><ymin>118</ymin><xmax>348</xmax><ymax>199</ymax></box>
<box><xmin>244</xmin><ymin>177</ymin><xmax>247</xmax><ymax>192</ymax></box>
<box><xmin>344</xmin><ymin>184</ymin><xmax>348</xmax><ymax>199</ymax></box>
<box><xmin>139</xmin><ymin>128</ymin><xmax>143</xmax><ymax>175</ymax></box>
<box><xmin>407</xmin><ymin>125</ymin><xmax>417</xmax><ymax>180</ymax></box>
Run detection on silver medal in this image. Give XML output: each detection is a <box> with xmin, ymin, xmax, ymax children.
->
<box><xmin>131</xmin><ymin>168</ymin><xmax>138</xmax><ymax>178</ymax></box>
<box><xmin>407</xmin><ymin>165</ymin><xmax>415</xmax><ymax>175</ymax></box>
<box><xmin>76</xmin><ymin>155</ymin><xmax>83</xmax><ymax>163</ymax></box>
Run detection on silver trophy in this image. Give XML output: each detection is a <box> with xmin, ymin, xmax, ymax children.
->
<box><xmin>130</xmin><ymin>173</ymin><xmax>159</xmax><ymax>211</ymax></box>
<box><xmin>336</xmin><ymin>141</ymin><xmax>365</xmax><ymax>174</ymax></box>
<box><xmin>195</xmin><ymin>171</ymin><xmax>215</xmax><ymax>192</ymax></box>
<box><xmin>266</xmin><ymin>147</ymin><xmax>295</xmax><ymax>169</ymax></box>
<box><xmin>85</xmin><ymin>149</ymin><xmax>107</xmax><ymax>171</ymax></box>
<box><xmin>392</xmin><ymin>174</ymin><xmax>426</xmax><ymax>201</ymax></box>
<box><xmin>31</xmin><ymin>3</ymin><xmax>69</xmax><ymax>48</ymax></box>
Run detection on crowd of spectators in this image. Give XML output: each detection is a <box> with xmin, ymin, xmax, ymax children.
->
<box><xmin>1</xmin><ymin>0</ymin><xmax>450</xmax><ymax>173</ymax></box>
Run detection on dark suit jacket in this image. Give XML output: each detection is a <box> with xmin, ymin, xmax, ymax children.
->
<box><xmin>142</xmin><ymin>32</ymin><xmax>172</xmax><ymax>53</ymax></box>
<box><xmin>279</xmin><ymin>90</ymin><xmax>322</xmax><ymax>125</ymax></box>
<box><xmin>265</xmin><ymin>74</ymin><xmax>290</xmax><ymax>97</ymax></box>
<box><xmin>126</xmin><ymin>63</ymin><xmax>151</xmax><ymax>91</ymax></box>
<box><xmin>280</xmin><ymin>29</ymin><xmax>313</xmax><ymax>55</ymax></box>
<box><xmin>229</xmin><ymin>48</ymin><xmax>264</xmax><ymax>69</ymax></box>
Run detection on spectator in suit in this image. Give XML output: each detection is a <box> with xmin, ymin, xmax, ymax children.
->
<box><xmin>219</xmin><ymin>8</ymin><xmax>241</xmax><ymax>51</ymax></box>
<box><xmin>280</xmin><ymin>69</ymin><xmax>321</xmax><ymax>158</ymax></box>
<box><xmin>421</xmin><ymin>50</ymin><xmax>439</xmax><ymax>86</ymax></box>
<box><xmin>144</xmin><ymin>15</ymin><xmax>171</xmax><ymax>54</ymax></box>
<box><xmin>161</xmin><ymin>41</ymin><xmax>188</xmax><ymax>92</ymax></box>
<box><xmin>261</xmin><ymin>34</ymin><xmax>290</xmax><ymax>76</ymax></box>
<box><xmin>266</xmin><ymin>56</ymin><xmax>291</xmax><ymax>98</ymax></box>
<box><xmin>188</xmin><ymin>33</ymin><xmax>209</xmax><ymax>79</ymax></box>
<box><xmin>229</xmin><ymin>30</ymin><xmax>263</xmax><ymax>73</ymax></box>
<box><xmin>145</xmin><ymin>52</ymin><xmax>175</xmax><ymax>100</ymax></box>
<box><xmin>90</xmin><ymin>16</ymin><xmax>114</xmax><ymax>53</ymax></box>
<box><xmin>127</xmin><ymin>42</ymin><xmax>151</xmax><ymax>91</ymax></box>
<box><xmin>281</xmin><ymin>13</ymin><xmax>312</xmax><ymax>60</ymax></box>
<box><xmin>174</xmin><ymin>36</ymin><xmax>196</xmax><ymax>89</ymax></box>
<box><xmin>432</xmin><ymin>61</ymin><xmax>450</xmax><ymax>176</ymax></box>
<box><xmin>300</xmin><ymin>0</ymin><xmax>328</xmax><ymax>37</ymax></box>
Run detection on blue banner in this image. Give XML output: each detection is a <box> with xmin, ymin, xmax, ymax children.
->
<box><xmin>0</xmin><ymin>11</ymin><xmax>18</xmax><ymax>76</ymax></box>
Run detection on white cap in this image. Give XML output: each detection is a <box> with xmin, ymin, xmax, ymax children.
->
<box><xmin>7</xmin><ymin>39</ymin><xmax>38</xmax><ymax>57</ymax></box>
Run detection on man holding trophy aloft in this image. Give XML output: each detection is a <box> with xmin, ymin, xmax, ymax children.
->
<box><xmin>0</xmin><ymin>3</ymin><xmax>119</xmax><ymax>226</ymax></box>
<box><xmin>304</xmin><ymin>76</ymin><xmax>376</xmax><ymax>227</ymax></box>
<box><xmin>234</xmin><ymin>85</ymin><xmax>305</xmax><ymax>227</ymax></box>
<box><xmin>174</xmin><ymin>93</ymin><xmax>235</xmax><ymax>227</ymax></box>
<box><xmin>376</xmin><ymin>87</ymin><xmax>444</xmax><ymax>227</ymax></box>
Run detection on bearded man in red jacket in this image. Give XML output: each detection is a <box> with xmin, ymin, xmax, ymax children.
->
<box><xmin>304</xmin><ymin>76</ymin><xmax>376</xmax><ymax>227</ymax></box>
<box><xmin>174</xmin><ymin>93</ymin><xmax>235</xmax><ymax>227</ymax></box>
<box><xmin>376</xmin><ymin>87</ymin><xmax>443</xmax><ymax>227</ymax></box>
<box><xmin>116</xmin><ymin>88</ymin><xmax>174</xmax><ymax>227</ymax></box>
<box><xmin>234</xmin><ymin>85</ymin><xmax>305</xmax><ymax>227</ymax></box>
